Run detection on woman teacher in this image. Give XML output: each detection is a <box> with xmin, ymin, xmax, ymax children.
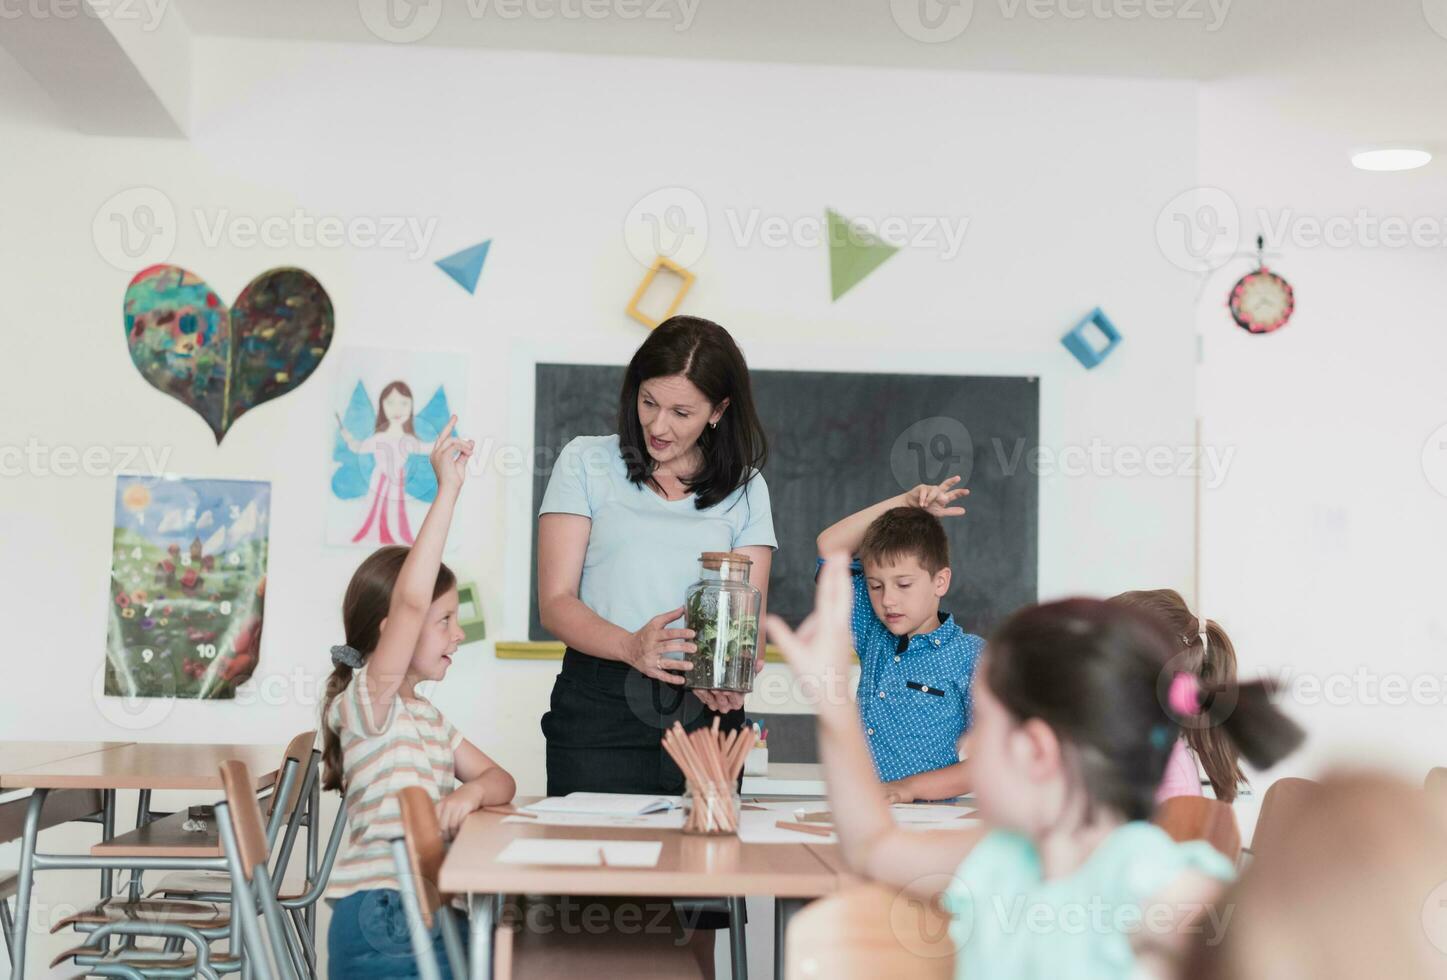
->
<box><xmin>538</xmin><ymin>316</ymin><xmax>776</xmax><ymax>795</ymax></box>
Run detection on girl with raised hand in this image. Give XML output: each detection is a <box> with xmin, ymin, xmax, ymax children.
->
<box><xmin>323</xmin><ymin>416</ymin><xmax>516</xmax><ymax>979</ymax></box>
<box><xmin>769</xmin><ymin>554</ymin><xmax>1303</xmax><ymax>978</ymax></box>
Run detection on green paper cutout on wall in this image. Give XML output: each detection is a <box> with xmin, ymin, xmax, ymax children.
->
<box><xmin>123</xmin><ymin>264</ymin><xmax>335</xmax><ymax>443</ymax></box>
<box><xmin>456</xmin><ymin>581</ymin><xmax>487</xmax><ymax>645</ymax></box>
<box><xmin>827</xmin><ymin>209</ymin><xmax>900</xmax><ymax>301</ymax></box>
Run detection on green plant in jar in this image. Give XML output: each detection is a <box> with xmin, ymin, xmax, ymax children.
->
<box><xmin>683</xmin><ymin>551</ymin><xmax>762</xmax><ymax>693</ymax></box>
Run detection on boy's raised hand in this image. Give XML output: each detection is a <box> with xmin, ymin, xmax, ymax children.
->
<box><xmin>430</xmin><ymin>415</ymin><xmax>474</xmax><ymax>493</ymax></box>
<box><xmin>906</xmin><ymin>475</ymin><xmax>969</xmax><ymax>518</ymax></box>
<box><xmin>767</xmin><ymin>551</ymin><xmax>855</xmax><ymax>711</ymax></box>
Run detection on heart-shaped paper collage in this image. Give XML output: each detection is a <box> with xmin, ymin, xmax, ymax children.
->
<box><xmin>124</xmin><ymin>264</ymin><xmax>334</xmax><ymax>442</ymax></box>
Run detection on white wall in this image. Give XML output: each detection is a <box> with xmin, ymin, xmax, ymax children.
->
<box><xmin>0</xmin><ymin>37</ymin><xmax>1201</xmax><ymax>756</ymax></box>
<box><xmin>0</xmin><ymin>39</ymin><xmax>1199</xmax><ymax>975</ymax></box>
<box><xmin>1195</xmin><ymin>81</ymin><xmax>1447</xmax><ymax>785</ymax></box>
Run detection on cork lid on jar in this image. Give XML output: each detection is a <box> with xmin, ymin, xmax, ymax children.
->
<box><xmin>700</xmin><ymin>551</ymin><xmax>753</xmax><ymax>569</ymax></box>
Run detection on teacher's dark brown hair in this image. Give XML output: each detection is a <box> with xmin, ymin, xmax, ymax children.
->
<box><xmin>617</xmin><ymin>315</ymin><xmax>768</xmax><ymax>510</ymax></box>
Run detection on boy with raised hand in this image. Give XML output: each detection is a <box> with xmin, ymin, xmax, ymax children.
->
<box><xmin>815</xmin><ymin>476</ymin><xmax>979</xmax><ymax>802</ymax></box>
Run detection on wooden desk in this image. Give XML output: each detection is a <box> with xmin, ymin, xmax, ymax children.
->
<box><xmin>92</xmin><ymin>811</ymin><xmax>221</xmax><ymax>859</ymax></box>
<box><xmin>2</xmin><ymin>741</ymin><xmax>283</xmax><ymax>791</ymax></box>
<box><xmin>742</xmin><ymin>763</ymin><xmax>827</xmax><ymax>798</ymax></box>
<box><xmin>0</xmin><ymin>741</ymin><xmax>134</xmax><ymax>786</ymax></box>
<box><xmin>440</xmin><ymin>799</ymin><xmax>845</xmax><ymax>980</ymax></box>
<box><xmin>6</xmin><ymin>740</ymin><xmax>286</xmax><ymax>976</ymax></box>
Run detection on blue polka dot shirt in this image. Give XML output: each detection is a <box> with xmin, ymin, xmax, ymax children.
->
<box><xmin>824</xmin><ymin>558</ymin><xmax>984</xmax><ymax>784</ymax></box>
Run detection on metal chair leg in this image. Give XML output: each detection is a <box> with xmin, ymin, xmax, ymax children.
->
<box><xmin>0</xmin><ymin>896</ymin><xmax>14</xmax><ymax>968</ymax></box>
<box><xmin>728</xmin><ymin>896</ymin><xmax>748</xmax><ymax>980</ymax></box>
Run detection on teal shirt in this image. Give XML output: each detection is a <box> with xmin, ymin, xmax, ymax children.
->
<box><xmin>944</xmin><ymin>822</ymin><xmax>1235</xmax><ymax>979</ymax></box>
<box><xmin>539</xmin><ymin>434</ymin><xmax>777</xmax><ymax>634</ymax></box>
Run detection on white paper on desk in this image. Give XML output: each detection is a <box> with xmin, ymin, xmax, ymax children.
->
<box><xmin>503</xmin><ymin>811</ymin><xmax>685</xmax><ymax>830</ymax></box>
<box><xmin>780</xmin><ymin>803</ymin><xmax>976</xmax><ymax>825</ymax></box>
<box><xmin>523</xmin><ymin>793</ymin><xmax>681</xmax><ymax>816</ymax></box>
<box><xmin>496</xmin><ymin>838</ymin><xmax>663</xmax><ymax>868</ymax></box>
<box><xmin>890</xmin><ymin>804</ymin><xmax>977</xmax><ymax>824</ymax></box>
<box><xmin>736</xmin><ymin>809</ymin><xmax>839</xmax><ymax>845</ymax></box>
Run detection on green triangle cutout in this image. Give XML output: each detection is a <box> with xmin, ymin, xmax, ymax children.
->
<box><xmin>827</xmin><ymin>209</ymin><xmax>900</xmax><ymax>301</ymax></box>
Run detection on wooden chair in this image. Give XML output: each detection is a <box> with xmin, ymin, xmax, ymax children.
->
<box><xmin>784</xmin><ymin>882</ymin><xmax>954</xmax><ymax>980</ymax></box>
<box><xmin>154</xmin><ymin>738</ymin><xmax>343</xmax><ymax>975</ymax></box>
<box><xmin>392</xmin><ymin>785</ymin><xmax>470</xmax><ymax>978</ymax></box>
<box><xmin>50</xmin><ymin>732</ymin><xmax>314</xmax><ymax>942</ymax></box>
<box><xmin>1246</xmin><ymin>776</ymin><xmax>1322</xmax><ymax>860</ymax></box>
<box><xmin>49</xmin><ymin>750</ymin><xmax>312</xmax><ymax>978</ymax></box>
<box><xmin>149</xmin><ymin>729</ymin><xmax>318</xmax><ymax>899</ymax></box>
<box><xmin>216</xmin><ymin>759</ymin><xmax>302</xmax><ymax>980</ymax></box>
<box><xmin>1152</xmin><ymin>796</ymin><xmax>1242</xmax><ymax>863</ymax></box>
<box><xmin>391</xmin><ymin>787</ymin><xmax>711</xmax><ymax>980</ymax></box>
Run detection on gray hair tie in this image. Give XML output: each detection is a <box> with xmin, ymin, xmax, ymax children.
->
<box><xmin>330</xmin><ymin>644</ymin><xmax>365</xmax><ymax>669</ymax></box>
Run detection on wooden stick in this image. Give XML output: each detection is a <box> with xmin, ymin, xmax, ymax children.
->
<box><xmin>727</xmin><ymin>731</ymin><xmax>756</xmax><ymax>780</ymax></box>
<box><xmin>672</xmin><ymin>724</ymin><xmax>709</xmax><ymax>785</ymax></box>
<box><xmin>663</xmin><ymin>721</ymin><xmax>745</xmax><ymax>832</ymax></box>
<box><xmin>691</xmin><ymin>730</ymin><xmax>730</xmax><ymax>830</ymax></box>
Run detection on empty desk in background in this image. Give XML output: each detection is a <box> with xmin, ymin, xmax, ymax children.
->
<box><xmin>3</xmin><ymin>740</ymin><xmax>286</xmax><ymax>976</ymax></box>
<box><xmin>742</xmin><ymin>763</ymin><xmax>828</xmax><ymax>799</ymax></box>
<box><xmin>741</xmin><ymin>714</ymin><xmax>827</xmax><ymax>798</ymax></box>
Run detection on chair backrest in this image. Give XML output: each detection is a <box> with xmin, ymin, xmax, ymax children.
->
<box><xmin>267</xmin><ymin>730</ymin><xmax>317</xmax><ymax>820</ymax></box>
<box><xmin>1152</xmin><ymin>796</ymin><xmax>1242</xmax><ymax>863</ymax></box>
<box><xmin>785</xmin><ymin>882</ymin><xmax>953</xmax><ymax>979</ymax></box>
<box><xmin>220</xmin><ymin>759</ymin><xmax>272</xmax><ymax>881</ymax></box>
<box><xmin>397</xmin><ymin>785</ymin><xmax>448</xmax><ymax>928</ymax></box>
<box><xmin>1249</xmin><ymin>776</ymin><xmax>1321</xmax><ymax>858</ymax></box>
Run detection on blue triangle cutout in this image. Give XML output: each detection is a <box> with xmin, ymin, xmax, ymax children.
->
<box><xmin>435</xmin><ymin>240</ymin><xmax>491</xmax><ymax>294</ymax></box>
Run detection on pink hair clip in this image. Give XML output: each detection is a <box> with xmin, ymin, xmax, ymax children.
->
<box><xmin>1167</xmin><ymin>672</ymin><xmax>1202</xmax><ymax>716</ymax></box>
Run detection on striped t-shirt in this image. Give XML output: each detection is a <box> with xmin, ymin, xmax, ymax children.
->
<box><xmin>325</xmin><ymin>669</ymin><xmax>463</xmax><ymax>898</ymax></box>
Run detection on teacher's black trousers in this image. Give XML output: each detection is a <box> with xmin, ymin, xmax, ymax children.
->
<box><xmin>542</xmin><ymin>647</ymin><xmax>746</xmax><ymax>797</ymax></box>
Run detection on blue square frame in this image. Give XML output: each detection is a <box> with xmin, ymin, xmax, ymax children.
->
<box><xmin>1061</xmin><ymin>307</ymin><xmax>1122</xmax><ymax>369</ymax></box>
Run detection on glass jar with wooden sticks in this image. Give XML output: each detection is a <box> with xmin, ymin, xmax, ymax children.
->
<box><xmin>662</xmin><ymin>718</ymin><xmax>757</xmax><ymax>836</ymax></box>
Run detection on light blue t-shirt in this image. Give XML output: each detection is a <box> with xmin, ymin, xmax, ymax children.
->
<box><xmin>538</xmin><ymin>434</ymin><xmax>778</xmax><ymax>635</ymax></box>
<box><xmin>943</xmin><ymin>822</ymin><xmax>1236</xmax><ymax>979</ymax></box>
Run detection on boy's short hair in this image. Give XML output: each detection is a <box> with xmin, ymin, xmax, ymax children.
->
<box><xmin>858</xmin><ymin>507</ymin><xmax>951</xmax><ymax>576</ymax></box>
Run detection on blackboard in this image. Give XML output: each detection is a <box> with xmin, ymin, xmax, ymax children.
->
<box><xmin>529</xmin><ymin>364</ymin><xmax>1038</xmax><ymax>640</ymax></box>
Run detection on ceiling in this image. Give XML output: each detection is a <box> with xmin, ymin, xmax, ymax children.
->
<box><xmin>167</xmin><ymin>0</ymin><xmax>1439</xmax><ymax>82</ymax></box>
<box><xmin>6</xmin><ymin>0</ymin><xmax>1447</xmax><ymax>151</ymax></box>
<box><xmin>166</xmin><ymin>0</ymin><xmax>1447</xmax><ymax>149</ymax></box>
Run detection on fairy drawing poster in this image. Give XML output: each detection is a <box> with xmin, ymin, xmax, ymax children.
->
<box><xmin>327</xmin><ymin>348</ymin><xmax>468</xmax><ymax>547</ymax></box>
<box><xmin>105</xmin><ymin>475</ymin><xmax>270</xmax><ymax>700</ymax></box>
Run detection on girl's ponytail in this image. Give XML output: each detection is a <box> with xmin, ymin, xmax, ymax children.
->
<box><xmin>1114</xmin><ymin>590</ymin><xmax>1270</xmax><ymax>801</ymax></box>
<box><xmin>989</xmin><ymin>598</ymin><xmax>1304</xmax><ymax>823</ymax></box>
<box><xmin>1173</xmin><ymin>671</ymin><xmax>1304</xmax><ymax>775</ymax></box>
<box><xmin>320</xmin><ymin>662</ymin><xmax>355</xmax><ymax>793</ymax></box>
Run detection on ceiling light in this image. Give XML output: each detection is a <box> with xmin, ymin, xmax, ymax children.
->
<box><xmin>1351</xmin><ymin>148</ymin><xmax>1432</xmax><ymax>172</ymax></box>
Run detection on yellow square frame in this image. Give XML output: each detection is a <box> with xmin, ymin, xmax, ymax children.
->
<box><xmin>626</xmin><ymin>256</ymin><xmax>695</xmax><ymax>329</ymax></box>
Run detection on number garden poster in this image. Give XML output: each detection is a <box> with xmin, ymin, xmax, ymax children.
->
<box><xmin>105</xmin><ymin>475</ymin><xmax>270</xmax><ymax>699</ymax></box>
